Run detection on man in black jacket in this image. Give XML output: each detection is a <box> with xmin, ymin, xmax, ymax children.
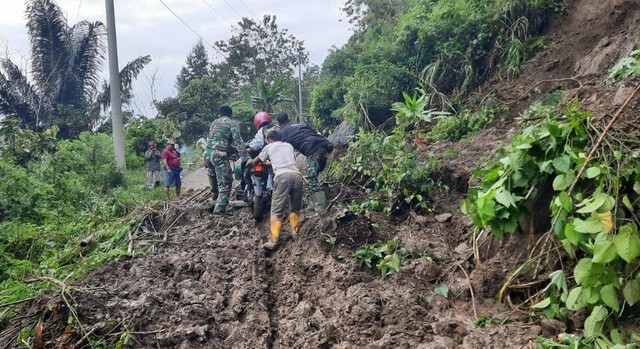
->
<box><xmin>276</xmin><ymin>112</ymin><xmax>333</xmax><ymax>195</ymax></box>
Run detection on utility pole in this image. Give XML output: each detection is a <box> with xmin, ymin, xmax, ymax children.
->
<box><xmin>105</xmin><ymin>0</ymin><xmax>126</xmax><ymax>170</ymax></box>
<box><xmin>298</xmin><ymin>53</ymin><xmax>303</xmax><ymax>123</ymax></box>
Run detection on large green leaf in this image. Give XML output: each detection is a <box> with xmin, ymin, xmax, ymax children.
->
<box><xmin>556</xmin><ymin>191</ymin><xmax>572</xmax><ymax>212</ymax></box>
<box><xmin>623</xmin><ymin>279</ymin><xmax>640</xmax><ymax>306</ymax></box>
<box><xmin>592</xmin><ymin>233</ymin><xmax>617</xmax><ymax>264</ymax></box>
<box><xmin>585</xmin><ymin>166</ymin><xmax>601</xmax><ymax>178</ymax></box>
<box><xmin>566</xmin><ymin>286</ymin><xmax>586</xmax><ymax>310</ymax></box>
<box><xmin>614</xmin><ymin>224</ymin><xmax>640</xmax><ymax>263</ymax></box>
<box><xmin>584</xmin><ymin>305</ymin><xmax>608</xmax><ymax>338</ymax></box>
<box><xmin>576</xmin><ymin>195</ymin><xmax>607</xmax><ymax>214</ymax></box>
<box><xmin>572</xmin><ymin>218</ymin><xmax>603</xmax><ymax>234</ymax></box>
<box><xmin>600</xmin><ymin>284</ymin><xmax>620</xmax><ymax>312</ymax></box>
<box><xmin>552</xmin><ymin>155</ymin><xmax>571</xmax><ymax>173</ymax></box>
<box><xmin>574</xmin><ymin>258</ymin><xmax>604</xmax><ymax>287</ymax></box>
<box><xmin>494</xmin><ymin>189</ymin><xmax>516</xmax><ymax>208</ymax></box>
<box><xmin>564</xmin><ymin>223</ymin><xmax>579</xmax><ymax>245</ymax></box>
<box><xmin>552</xmin><ymin>172</ymin><xmax>574</xmax><ymax>191</ymax></box>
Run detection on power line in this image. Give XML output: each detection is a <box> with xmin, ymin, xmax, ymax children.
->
<box><xmin>220</xmin><ymin>0</ymin><xmax>244</xmax><ymax>18</ymax></box>
<box><xmin>199</xmin><ymin>0</ymin><xmax>234</xmax><ymax>27</ymax></box>
<box><xmin>237</xmin><ymin>0</ymin><xmax>260</xmax><ymax>22</ymax></box>
<box><xmin>157</xmin><ymin>0</ymin><xmax>224</xmax><ymax>58</ymax></box>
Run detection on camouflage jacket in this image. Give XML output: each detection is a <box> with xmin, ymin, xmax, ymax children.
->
<box><xmin>205</xmin><ymin>116</ymin><xmax>244</xmax><ymax>159</ymax></box>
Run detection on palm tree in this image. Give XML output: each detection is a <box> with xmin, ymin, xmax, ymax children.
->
<box><xmin>250</xmin><ymin>77</ymin><xmax>293</xmax><ymax>113</ymax></box>
<box><xmin>0</xmin><ymin>0</ymin><xmax>150</xmax><ymax>138</ymax></box>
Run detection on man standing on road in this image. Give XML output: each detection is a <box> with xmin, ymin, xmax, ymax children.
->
<box><xmin>144</xmin><ymin>141</ymin><xmax>162</xmax><ymax>190</ymax></box>
<box><xmin>276</xmin><ymin>112</ymin><xmax>333</xmax><ymax>208</ymax></box>
<box><xmin>161</xmin><ymin>139</ymin><xmax>182</xmax><ymax>199</ymax></box>
<box><xmin>206</xmin><ymin>105</ymin><xmax>245</xmax><ymax>214</ymax></box>
<box><xmin>248</xmin><ymin>130</ymin><xmax>303</xmax><ymax>249</ymax></box>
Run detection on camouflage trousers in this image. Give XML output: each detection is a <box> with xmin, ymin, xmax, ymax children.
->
<box><xmin>307</xmin><ymin>146</ymin><xmax>329</xmax><ymax>193</ymax></box>
<box><xmin>211</xmin><ymin>151</ymin><xmax>233</xmax><ymax>207</ymax></box>
<box><xmin>204</xmin><ymin>157</ymin><xmax>218</xmax><ymax>196</ymax></box>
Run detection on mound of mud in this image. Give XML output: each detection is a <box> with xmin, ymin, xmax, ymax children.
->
<box><xmin>2</xmin><ymin>190</ymin><xmax>539</xmax><ymax>348</ymax></box>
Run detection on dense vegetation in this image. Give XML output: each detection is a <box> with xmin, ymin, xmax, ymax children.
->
<box><xmin>310</xmin><ymin>0</ymin><xmax>564</xmax><ymax>128</ymax></box>
<box><xmin>0</xmin><ymin>116</ymin><xmax>181</xmax><ymax>315</ymax></box>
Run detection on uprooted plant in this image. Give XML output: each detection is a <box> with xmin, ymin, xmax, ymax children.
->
<box><xmin>463</xmin><ymin>89</ymin><xmax>640</xmax><ymax>345</ymax></box>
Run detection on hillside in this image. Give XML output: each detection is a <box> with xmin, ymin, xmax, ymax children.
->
<box><xmin>2</xmin><ymin>0</ymin><xmax>640</xmax><ymax>348</ymax></box>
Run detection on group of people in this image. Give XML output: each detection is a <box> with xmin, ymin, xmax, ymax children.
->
<box><xmin>144</xmin><ymin>105</ymin><xmax>333</xmax><ymax>249</ymax></box>
<box><xmin>203</xmin><ymin>105</ymin><xmax>333</xmax><ymax>249</ymax></box>
<box><xmin>144</xmin><ymin>139</ymin><xmax>182</xmax><ymax>198</ymax></box>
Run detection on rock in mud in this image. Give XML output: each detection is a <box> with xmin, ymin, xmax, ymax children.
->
<box><xmin>435</xmin><ymin>213</ymin><xmax>453</xmax><ymax>223</ymax></box>
<box><xmin>540</xmin><ymin>318</ymin><xmax>566</xmax><ymax>338</ymax></box>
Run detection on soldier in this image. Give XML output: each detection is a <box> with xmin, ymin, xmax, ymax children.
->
<box><xmin>205</xmin><ymin>105</ymin><xmax>244</xmax><ymax>214</ymax></box>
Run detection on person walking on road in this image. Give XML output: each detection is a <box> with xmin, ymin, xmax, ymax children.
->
<box><xmin>247</xmin><ymin>130</ymin><xmax>303</xmax><ymax>249</ymax></box>
<box><xmin>144</xmin><ymin>140</ymin><xmax>162</xmax><ymax>190</ymax></box>
<box><xmin>205</xmin><ymin>105</ymin><xmax>245</xmax><ymax>214</ymax></box>
<box><xmin>161</xmin><ymin>139</ymin><xmax>182</xmax><ymax>199</ymax></box>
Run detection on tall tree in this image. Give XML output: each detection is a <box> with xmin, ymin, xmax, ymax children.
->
<box><xmin>213</xmin><ymin>15</ymin><xmax>308</xmax><ymax>94</ymax></box>
<box><xmin>0</xmin><ymin>0</ymin><xmax>150</xmax><ymax>138</ymax></box>
<box><xmin>175</xmin><ymin>40</ymin><xmax>210</xmax><ymax>92</ymax></box>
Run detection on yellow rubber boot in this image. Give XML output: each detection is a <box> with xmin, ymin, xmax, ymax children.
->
<box><xmin>289</xmin><ymin>212</ymin><xmax>300</xmax><ymax>236</ymax></box>
<box><xmin>264</xmin><ymin>216</ymin><xmax>282</xmax><ymax>250</ymax></box>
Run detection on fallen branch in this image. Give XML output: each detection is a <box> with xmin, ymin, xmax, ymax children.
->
<box><xmin>457</xmin><ymin>264</ymin><xmax>478</xmax><ymax>320</ymax></box>
<box><xmin>72</xmin><ymin>321</ymin><xmax>105</xmax><ymax>349</ymax></box>
<box><xmin>162</xmin><ymin>212</ymin><xmax>185</xmax><ymax>242</ymax></box>
<box><xmin>24</xmin><ymin>277</ymin><xmax>70</xmax><ymax>291</ymax></box>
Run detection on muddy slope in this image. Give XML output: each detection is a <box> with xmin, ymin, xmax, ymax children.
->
<box><xmin>1</xmin><ymin>197</ymin><xmax>536</xmax><ymax>349</ymax></box>
<box><xmin>3</xmin><ymin>0</ymin><xmax>640</xmax><ymax>348</ymax></box>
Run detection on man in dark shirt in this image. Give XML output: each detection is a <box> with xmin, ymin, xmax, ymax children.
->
<box><xmin>276</xmin><ymin>112</ymin><xmax>333</xmax><ymax>196</ymax></box>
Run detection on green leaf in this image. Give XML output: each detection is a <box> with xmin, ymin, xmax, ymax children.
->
<box><xmin>531</xmin><ymin>297</ymin><xmax>551</xmax><ymax>309</ymax></box>
<box><xmin>576</xmin><ymin>195</ymin><xmax>607</xmax><ymax>214</ymax></box>
<box><xmin>552</xmin><ymin>155</ymin><xmax>571</xmax><ymax>173</ymax></box>
<box><xmin>557</xmin><ymin>192</ymin><xmax>572</xmax><ymax>212</ymax></box>
<box><xmin>592</xmin><ymin>233</ymin><xmax>617</xmax><ymax>264</ymax></box>
<box><xmin>553</xmin><ymin>172</ymin><xmax>574</xmax><ymax>191</ymax></box>
<box><xmin>585</xmin><ymin>166</ymin><xmax>601</xmax><ymax>178</ymax></box>
<box><xmin>584</xmin><ymin>305</ymin><xmax>608</xmax><ymax>338</ymax></box>
<box><xmin>614</xmin><ymin>224</ymin><xmax>640</xmax><ymax>263</ymax></box>
<box><xmin>494</xmin><ymin>189</ymin><xmax>516</xmax><ymax>208</ymax></box>
<box><xmin>435</xmin><ymin>284</ymin><xmax>449</xmax><ymax>299</ymax></box>
<box><xmin>564</xmin><ymin>223</ymin><xmax>579</xmax><ymax>245</ymax></box>
<box><xmin>622</xmin><ymin>195</ymin><xmax>634</xmax><ymax>211</ymax></box>
<box><xmin>574</xmin><ymin>258</ymin><xmax>604</xmax><ymax>287</ymax></box>
<box><xmin>600</xmin><ymin>284</ymin><xmax>620</xmax><ymax>312</ymax></box>
<box><xmin>566</xmin><ymin>286</ymin><xmax>586</xmax><ymax>310</ymax></box>
<box><xmin>623</xmin><ymin>279</ymin><xmax>640</xmax><ymax>306</ymax></box>
<box><xmin>572</xmin><ymin>218</ymin><xmax>603</xmax><ymax>234</ymax></box>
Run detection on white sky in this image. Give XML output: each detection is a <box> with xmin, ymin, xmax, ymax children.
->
<box><xmin>0</xmin><ymin>0</ymin><xmax>353</xmax><ymax>116</ymax></box>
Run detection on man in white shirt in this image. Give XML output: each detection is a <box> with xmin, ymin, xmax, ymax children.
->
<box><xmin>248</xmin><ymin>130</ymin><xmax>303</xmax><ymax>249</ymax></box>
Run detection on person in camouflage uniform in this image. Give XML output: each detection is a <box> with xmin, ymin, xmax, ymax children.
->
<box><xmin>205</xmin><ymin>105</ymin><xmax>244</xmax><ymax>214</ymax></box>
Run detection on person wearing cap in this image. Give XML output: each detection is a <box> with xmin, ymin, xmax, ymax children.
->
<box><xmin>247</xmin><ymin>130</ymin><xmax>302</xmax><ymax>249</ymax></box>
<box><xmin>144</xmin><ymin>140</ymin><xmax>162</xmax><ymax>190</ymax></box>
<box><xmin>161</xmin><ymin>139</ymin><xmax>182</xmax><ymax>199</ymax></box>
<box><xmin>205</xmin><ymin>105</ymin><xmax>244</xmax><ymax>214</ymax></box>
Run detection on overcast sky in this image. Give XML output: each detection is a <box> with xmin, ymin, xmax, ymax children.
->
<box><xmin>0</xmin><ymin>0</ymin><xmax>353</xmax><ymax>116</ymax></box>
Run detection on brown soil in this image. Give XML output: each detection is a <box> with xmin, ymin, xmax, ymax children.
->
<box><xmin>3</xmin><ymin>0</ymin><xmax>640</xmax><ymax>348</ymax></box>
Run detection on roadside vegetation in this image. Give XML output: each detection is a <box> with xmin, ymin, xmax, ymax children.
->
<box><xmin>4</xmin><ymin>0</ymin><xmax>640</xmax><ymax>347</ymax></box>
